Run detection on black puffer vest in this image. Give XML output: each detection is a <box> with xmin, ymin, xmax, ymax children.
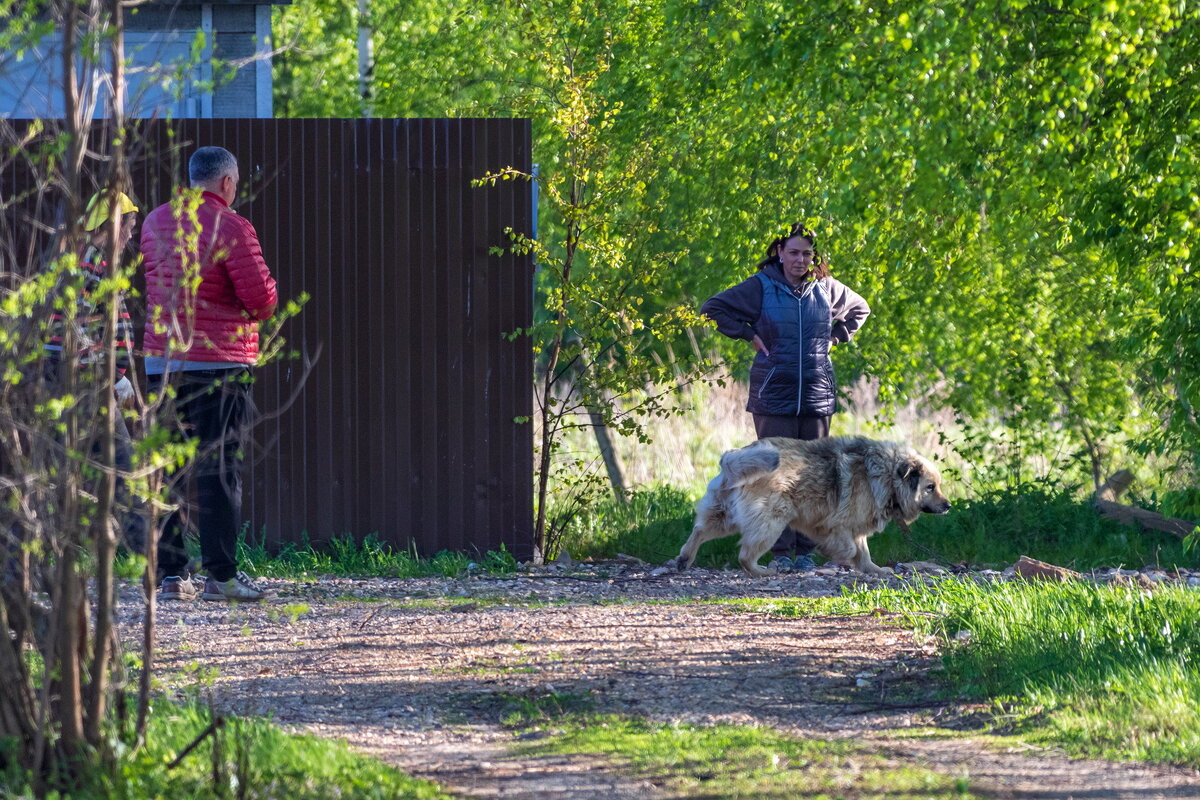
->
<box><xmin>746</xmin><ymin>270</ymin><xmax>837</xmax><ymax>417</ymax></box>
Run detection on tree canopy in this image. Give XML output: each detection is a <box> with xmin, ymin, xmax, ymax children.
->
<box><xmin>275</xmin><ymin>0</ymin><xmax>1200</xmax><ymax>496</ymax></box>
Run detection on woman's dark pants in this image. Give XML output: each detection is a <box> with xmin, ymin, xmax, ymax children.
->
<box><xmin>751</xmin><ymin>413</ymin><xmax>831</xmax><ymax>558</ymax></box>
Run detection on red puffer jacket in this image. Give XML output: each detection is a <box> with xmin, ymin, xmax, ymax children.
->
<box><xmin>140</xmin><ymin>190</ymin><xmax>277</xmax><ymax>363</ymax></box>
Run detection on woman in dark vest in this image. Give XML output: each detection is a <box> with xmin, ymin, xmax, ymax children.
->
<box><xmin>701</xmin><ymin>223</ymin><xmax>871</xmax><ymax>571</ymax></box>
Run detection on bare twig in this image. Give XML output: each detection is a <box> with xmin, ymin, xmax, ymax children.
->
<box><xmin>167</xmin><ymin>716</ymin><xmax>225</xmax><ymax>770</ymax></box>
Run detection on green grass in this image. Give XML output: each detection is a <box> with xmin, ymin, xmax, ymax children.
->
<box><xmin>117</xmin><ymin>531</ymin><xmax>522</xmax><ymax>582</ymax></box>
<box><xmin>1</xmin><ymin>701</ymin><xmax>448</xmax><ymax>799</ymax></box>
<box><xmin>869</xmin><ymin>482</ymin><xmax>1194</xmax><ymax>571</ymax></box>
<box><xmin>562</xmin><ymin>484</ymin><xmax>742</xmax><ymax>567</ymax></box>
<box><xmin>471</xmin><ymin>689</ymin><xmax>599</xmax><ymax>727</ymax></box>
<box><xmin>499</xmin><ymin>701</ymin><xmax>976</xmax><ymax>798</ymax></box>
<box><xmin>724</xmin><ymin>577</ymin><xmax>1200</xmax><ymax>767</ymax></box>
<box><xmin>559</xmin><ymin>481</ymin><xmax>1197</xmax><ymax>573</ymax></box>
<box><xmin>140</xmin><ymin>470</ymin><xmax>1194</xmax><ymax>580</ymax></box>
<box><xmin>446</xmin><ymin>689</ymin><xmax>972</xmax><ymax>798</ymax></box>
<box><xmin>234</xmin><ymin>533</ymin><xmax>521</xmax><ymax>579</ymax></box>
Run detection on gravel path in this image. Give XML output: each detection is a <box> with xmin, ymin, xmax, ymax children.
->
<box><xmin>119</xmin><ymin>562</ymin><xmax>1200</xmax><ymax>799</ymax></box>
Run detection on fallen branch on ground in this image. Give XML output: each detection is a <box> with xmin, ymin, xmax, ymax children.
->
<box><xmin>1012</xmin><ymin>555</ymin><xmax>1082</xmax><ymax>582</ymax></box>
<box><xmin>1092</xmin><ymin>470</ymin><xmax>1197</xmax><ymax>540</ymax></box>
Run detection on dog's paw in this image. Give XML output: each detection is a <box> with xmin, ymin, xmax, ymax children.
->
<box><xmin>670</xmin><ymin>556</ymin><xmax>690</xmax><ymax>572</ymax></box>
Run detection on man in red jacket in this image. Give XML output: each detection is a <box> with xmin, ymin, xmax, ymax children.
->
<box><xmin>141</xmin><ymin>146</ymin><xmax>277</xmax><ymax>602</ymax></box>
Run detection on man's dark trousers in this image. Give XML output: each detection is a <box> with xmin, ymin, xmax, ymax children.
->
<box><xmin>152</xmin><ymin>367</ymin><xmax>252</xmax><ymax>583</ymax></box>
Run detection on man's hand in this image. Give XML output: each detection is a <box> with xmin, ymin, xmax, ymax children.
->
<box><xmin>752</xmin><ymin>334</ymin><xmax>769</xmax><ymax>357</ymax></box>
<box><xmin>114</xmin><ymin>375</ymin><xmax>141</xmax><ymax>412</ymax></box>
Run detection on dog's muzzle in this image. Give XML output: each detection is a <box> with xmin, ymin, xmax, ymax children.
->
<box><xmin>927</xmin><ymin>499</ymin><xmax>952</xmax><ymax>515</ymax></box>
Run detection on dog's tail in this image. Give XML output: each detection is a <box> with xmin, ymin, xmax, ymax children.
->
<box><xmin>718</xmin><ymin>440</ymin><xmax>780</xmax><ymax>486</ymax></box>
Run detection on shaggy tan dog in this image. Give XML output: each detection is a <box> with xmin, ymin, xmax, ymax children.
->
<box><xmin>672</xmin><ymin>436</ymin><xmax>951</xmax><ymax>577</ymax></box>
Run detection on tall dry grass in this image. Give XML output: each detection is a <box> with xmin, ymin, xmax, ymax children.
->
<box><xmin>554</xmin><ymin>377</ymin><xmax>958</xmax><ymax>497</ymax></box>
<box><xmin>551</xmin><ymin>372</ymin><xmax>1193</xmax><ymax>516</ymax></box>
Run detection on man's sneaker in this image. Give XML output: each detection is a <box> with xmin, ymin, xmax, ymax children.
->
<box><xmin>159</xmin><ymin>575</ymin><xmax>199</xmax><ymax>601</ymax></box>
<box><xmin>792</xmin><ymin>554</ymin><xmax>817</xmax><ymax>572</ymax></box>
<box><xmin>201</xmin><ymin>571</ymin><xmax>266</xmax><ymax>602</ymax></box>
<box><xmin>769</xmin><ymin>556</ymin><xmax>795</xmax><ymax>573</ymax></box>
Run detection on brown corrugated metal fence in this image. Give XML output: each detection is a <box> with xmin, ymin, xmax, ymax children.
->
<box><xmin>3</xmin><ymin>118</ymin><xmax>535</xmax><ymax>559</ymax></box>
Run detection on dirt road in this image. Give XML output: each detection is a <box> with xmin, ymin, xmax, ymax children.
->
<box><xmin>122</xmin><ymin>567</ymin><xmax>1200</xmax><ymax>799</ymax></box>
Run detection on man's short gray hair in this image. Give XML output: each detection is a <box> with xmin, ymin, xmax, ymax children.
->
<box><xmin>189</xmin><ymin>146</ymin><xmax>238</xmax><ymax>185</ymax></box>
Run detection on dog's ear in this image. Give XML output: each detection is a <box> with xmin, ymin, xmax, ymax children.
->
<box><xmin>897</xmin><ymin>460</ymin><xmax>922</xmax><ymax>491</ymax></box>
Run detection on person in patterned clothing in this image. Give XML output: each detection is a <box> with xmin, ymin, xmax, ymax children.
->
<box><xmin>45</xmin><ymin>189</ymin><xmax>146</xmax><ymax>553</ymax></box>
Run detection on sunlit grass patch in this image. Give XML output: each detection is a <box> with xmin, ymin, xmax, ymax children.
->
<box><xmin>510</xmin><ymin>713</ymin><xmax>976</xmax><ymax>799</ymax></box>
<box><xmin>722</xmin><ymin>578</ymin><xmax>1200</xmax><ymax>767</ymax></box>
<box><xmin>1023</xmin><ymin>659</ymin><xmax>1200</xmax><ymax>764</ymax></box>
<box><xmin>1</xmin><ymin>701</ymin><xmax>449</xmax><ymax>799</ymax></box>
